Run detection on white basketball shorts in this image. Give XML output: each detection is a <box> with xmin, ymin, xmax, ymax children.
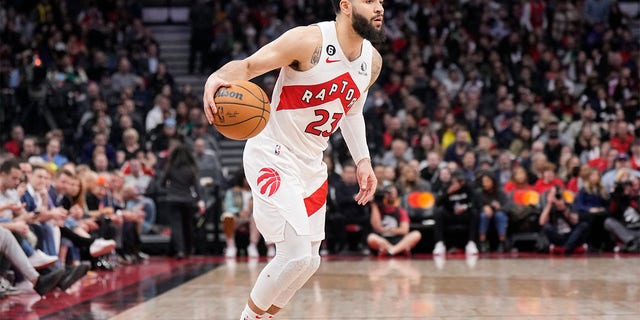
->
<box><xmin>243</xmin><ymin>135</ymin><xmax>328</xmax><ymax>243</ymax></box>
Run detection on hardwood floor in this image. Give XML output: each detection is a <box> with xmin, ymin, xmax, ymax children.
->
<box><xmin>110</xmin><ymin>255</ymin><xmax>640</xmax><ymax>320</ymax></box>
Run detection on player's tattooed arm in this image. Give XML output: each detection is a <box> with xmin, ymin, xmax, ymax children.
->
<box><xmin>311</xmin><ymin>45</ymin><xmax>321</xmax><ymax>65</ymax></box>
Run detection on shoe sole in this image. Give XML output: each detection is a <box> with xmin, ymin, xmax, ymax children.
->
<box><xmin>34</xmin><ymin>260</ymin><xmax>57</xmax><ymax>270</ymax></box>
<box><xmin>90</xmin><ymin>243</ymin><xmax>116</xmax><ymax>257</ymax></box>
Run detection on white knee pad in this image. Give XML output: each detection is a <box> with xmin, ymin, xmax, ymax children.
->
<box><xmin>272</xmin><ymin>255</ymin><xmax>321</xmax><ymax>307</ymax></box>
<box><xmin>250</xmin><ymin>255</ymin><xmax>312</xmax><ymax>311</ymax></box>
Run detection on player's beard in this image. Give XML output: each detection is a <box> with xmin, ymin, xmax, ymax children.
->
<box><xmin>352</xmin><ymin>10</ymin><xmax>386</xmax><ymax>44</ymax></box>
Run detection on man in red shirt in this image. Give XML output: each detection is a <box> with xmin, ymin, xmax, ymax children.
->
<box><xmin>2</xmin><ymin>126</ymin><xmax>24</xmax><ymax>157</ymax></box>
<box><xmin>534</xmin><ymin>162</ymin><xmax>565</xmax><ymax>195</ymax></box>
<box><xmin>610</xmin><ymin>121</ymin><xmax>634</xmax><ymax>154</ymax></box>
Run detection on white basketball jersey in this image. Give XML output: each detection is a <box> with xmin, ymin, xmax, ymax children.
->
<box><xmin>256</xmin><ymin>21</ymin><xmax>373</xmax><ymax>161</ymax></box>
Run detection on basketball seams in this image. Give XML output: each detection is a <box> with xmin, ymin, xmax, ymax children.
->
<box><xmin>241</xmin><ymin>117</ymin><xmax>265</xmax><ymax>140</ymax></box>
<box><xmin>213</xmin><ymin>101</ymin><xmax>270</xmax><ymax>114</ymax></box>
<box><xmin>234</xmin><ymin>82</ymin><xmax>270</xmax><ymax>105</ymax></box>
<box><xmin>213</xmin><ymin>115</ymin><xmax>264</xmax><ymax>127</ymax></box>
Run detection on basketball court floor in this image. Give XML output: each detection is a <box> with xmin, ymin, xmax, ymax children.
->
<box><xmin>2</xmin><ymin>254</ymin><xmax>639</xmax><ymax>319</ymax></box>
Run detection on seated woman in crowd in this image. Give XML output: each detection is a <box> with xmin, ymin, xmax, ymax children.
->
<box><xmin>477</xmin><ymin>172</ymin><xmax>512</xmax><ymax>253</ymax></box>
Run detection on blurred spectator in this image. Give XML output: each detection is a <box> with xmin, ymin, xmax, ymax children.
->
<box><xmin>609</xmin><ymin>120</ymin><xmax>634</xmax><ymax>154</ymax></box>
<box><xmin>145</xmin><ymin>94</ymin><xmax>174</xmax><ymax>133</ymax></box>
<box><xmin>188</xmin><ymin>0</ymin><xmax>213</xmax><ymax>74</ymax></box>
<box><xmin>533</xmin><ymin>162</ymin><xmax>565</xmax><ymax>194</ymax></box>
<box><xmin>221</xmin><ymin>169</ymin><xmax>262</xmax><ymax>258</ymax></box>
<box><xmin>193</xmin><ymin>137</ymin><xmax>223</xmax><ymax>186</ymax></box>
<box><xmin>123</xmin><ymin>159</ymin><xmax>153</xmax><ymax>194</ymax></box>
<box><xmin>602</xmin><ymin>154</ymin><xmax>640</xmax><ymax>192</ymax></box>
<box><xmin>40</xmin><ymin>137</ymin><xmax>69</xmax><ymax>167</ymax></box>
<box><xmin>539</xmin><ymin>186</ymin><xmax>589</xmax><ymax>254</ymax></box>
<box><xmin>150</xmin><ymin>118</ymin><xmax>181</xmax><ymax>154</ymax></box>
<box><xmin>333</xmin><ymin>162</ymin><xmax>370</xmax><ymax>253</ymax></box>
<box><xmin>433</xmin><ymin>170</ymin><xmax>479</xmax><ymax>255</ymax></box>
<box><xmin>111</xmin><ymin>58</ymin><xmax>142</xmax><ymax>93</ymax></box>
<box><xmin>81</xmin><ymin>132</ymin><xmax>116</xmax><ymax>166</ymax></box>
<box><xmin>584</xmin><ymin>0</ymin><xmax>611</xmax><ymax>26</ymax></box>
<box><xmin>605</xmin><ymin>174</ymin><xmax>640</xmax><ymax>252</ymax></box>
<box><xmin>117</xmin><ymin>128</ymin><xmax>143</xmax><ymax>163</ymax></box>
<box><xmin>631</xmin><ymin>139</ymin><xmax>640</xmax><ymax>170</ymax></box>
<box><xmin>381</xmin><ymin>138</ymin><xmax>413</xmax><ymax>168</ymax></box>
<box><xmin>477</xmin><ymin>172</ymin><xmax>511</xmax><ymax>253</ymax></box>
<box><xmin>574</xmin><ymin>167</ymin><xmax>610</xmax><ymax>250</ymax></box>
<box><xmin>2</xmin><ymin>125</ymin><xmax>24</xmax><ymax>157</ymax></box>
<box><xmin>367</xmin><ymin>185</ymin><xmax>422</xmax><ymax>256</ymax></box>
<box><xmin>161</xmin><ymin>145</ymin><xmax>205</xmax><ymax>259</ymax></box>
<box><xmin>443</xmin><ymin>129</ymin><xmax>471</xmax><ymax>165</ymax></box>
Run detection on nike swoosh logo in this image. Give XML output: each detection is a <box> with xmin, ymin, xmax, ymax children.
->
<box><xmin>325</xmin><ymin>57</ymin><xmax>341</xmax><ymax>63</ymax></box>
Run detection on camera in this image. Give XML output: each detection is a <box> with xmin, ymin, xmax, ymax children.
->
<box><xmin>555</xmin><ymin>189</ymin><xmax>563</xmax><ymax>201</ymax></box>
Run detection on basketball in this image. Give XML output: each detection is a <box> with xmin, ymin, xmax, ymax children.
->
<box><xmin>212</xmin><ymin>80</ymin><xmax>270</xmax><ymax>140</ymax></box>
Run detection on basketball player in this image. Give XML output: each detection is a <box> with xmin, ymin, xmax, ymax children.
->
<box><xmin>203</xmin><ymin>1</ymin><xmax>384</xmax><ymax>319</ymax></box>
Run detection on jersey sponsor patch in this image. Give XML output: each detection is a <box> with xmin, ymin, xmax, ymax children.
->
<box><xmin>257</xmin><ymin>167</ymin><xmax>281</xmax><ymax>197</ymax></box>
<box><xmin>276</xmin><ymin>72</ymin><xmax>361</xmax><ymax>113</ymax></box>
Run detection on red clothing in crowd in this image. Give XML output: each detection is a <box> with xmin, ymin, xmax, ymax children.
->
<box><xmin>609</xmin><ymin>134</ymin><xmax>634</xmax><ymax>154</ymax></box>
<box><xmin>533</xmin><ymin>178</ymin><xmax>565</xmax><ymax>194</ymax></box>
<box><xmin>2</xmin><ymin>141</ymin><xmax>20</xmax><ymax>157</ymax></box>
<box><xmin>503</xmin><ymin>181</ymin><xmax>533</xmax><ymax>194</ymax></box>
<box><xmin>566</xmin><ymin>178</ymin><xmax>579</xmax><ymax>193</ymax></box>
<box><xmin>632</xmin><ymin>155</ymin><xmax>640</xmax><ymax>170</ymax></box>
<box><xmin>588</xmin><ymin>158</ymin><xmax>609</xmax><ymax>172</ymax></box>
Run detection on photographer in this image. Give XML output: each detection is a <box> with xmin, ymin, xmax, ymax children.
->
<box><xmin>539</xmin><ymin>186</ymin><xmax>588</xmax><ymax>254</ymax></box>
<box><xmin>367</xmin><ymin>185</ymin><xmax>422</xmax><ymax>256</ymax></box>
<box><xmin>604</xmin><ymin>175</ymin><xmax>640</xmax><ymax>252</ymax></box>
<box><xmin>432</xmin><ymin>170</ymin><xmax>480</xmax><ymax>255</ymax></box>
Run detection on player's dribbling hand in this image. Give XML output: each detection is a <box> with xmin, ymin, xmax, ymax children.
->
<box><xmin>203</xmin><ymin>74</ymin><xmax>231</xmax><ymax>124</ymax></box>
<box><xmin>354</xmin><ymin>158</ymin><xmax>377</xmax><ymax>205</ymax></box>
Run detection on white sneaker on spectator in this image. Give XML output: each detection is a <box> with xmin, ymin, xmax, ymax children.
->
<box><xmin>28</xmin><ymin>250</ymin><xmax>58</xmax><ymax>270</ymax></box>
<box><xmin>465</xmin><ymin>241</ymin><xmax>479</xmax><ymax>255</ymax></box>
<box><xmin>225</xmin><ymin>245</ymin><xmax>237</xmax><ymax>258</ymax></box>
<box><xmin>432</xmin><ymin>241</ymin><xmax>446</xmax><ymax>255</ymax></box>
<box><xmin>267</xmin><ymin>246</ymin><xmax>276</xmax><ymax>257</ymax></box>
<box><xmin>90</xmin><ymin>238</ymin><xmax>117</xmax><ymax>257</ymax></box>
<box><xmin>247</xmin><ymin>244</ymin><xmax>259</xmax><ymax>258</ymax></box>
<box><xmin>0</xmin><ymin>277</ymin><xmax>19</xmax><ymax>295</ymax></box>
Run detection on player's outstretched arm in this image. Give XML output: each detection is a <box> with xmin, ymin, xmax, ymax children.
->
<box><xmin>203</xmin><ymin>26</ymin><xmax>319</xmax><ymax>123</ymax></box>
<box><xmin>346</xmin><ymin>49</ymin><xmax>382</xmax><ymax>205</ymax></box>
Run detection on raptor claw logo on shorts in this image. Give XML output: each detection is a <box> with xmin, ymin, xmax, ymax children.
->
<box><xmin>257</xmin><ymin>167</ymin><xmax>281</xmax><ymax>197</ymax></box>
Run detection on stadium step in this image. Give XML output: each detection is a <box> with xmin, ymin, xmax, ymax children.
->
<box><xmin>145</xmin><ymin>23</ymin><xmax>208</xmax><ymax>98</ymax></box>
<box><xmin>219</xmin><ymin>139</ymin><xmax>246</xmax><ymax>176</ymax></box>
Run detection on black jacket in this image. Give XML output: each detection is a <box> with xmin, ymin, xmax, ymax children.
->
<box><xmin>436</xmin><ymin>184</ymin><xmax>479</xmax><ymax>215</ymax></box>
<box><xmin>163</xmin><ymin>165</ymin><xmax>203</xmax><ymax>204</ymax></box>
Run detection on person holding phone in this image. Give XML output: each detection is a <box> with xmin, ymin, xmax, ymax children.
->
<box><xmin>432</xmin><ymin>170</ymin><xmax>480</xmax><ymax>255</ymax></box>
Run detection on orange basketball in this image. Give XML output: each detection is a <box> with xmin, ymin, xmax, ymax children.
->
<box><xmin>212</xmin><ymin>80</ymin><xmax>270</xmax><ymax>140</ymax></box>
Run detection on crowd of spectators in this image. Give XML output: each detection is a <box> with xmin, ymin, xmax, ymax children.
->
<box><xmin>0</xmin><ymin>0</ymin><xmax>639</xmax><ymax>297</ymax></box>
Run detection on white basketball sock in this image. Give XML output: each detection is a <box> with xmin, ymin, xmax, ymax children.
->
<box><xmin>240</xmin><ymin>304</ymin><xmax>262</xmax><ymax>320</ymax></box>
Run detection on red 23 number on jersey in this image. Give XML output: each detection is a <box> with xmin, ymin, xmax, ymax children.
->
<box><xmin>305</xmin><ymin>109</ymin><xmax>343</xmax><ymax>137</ymax></box>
